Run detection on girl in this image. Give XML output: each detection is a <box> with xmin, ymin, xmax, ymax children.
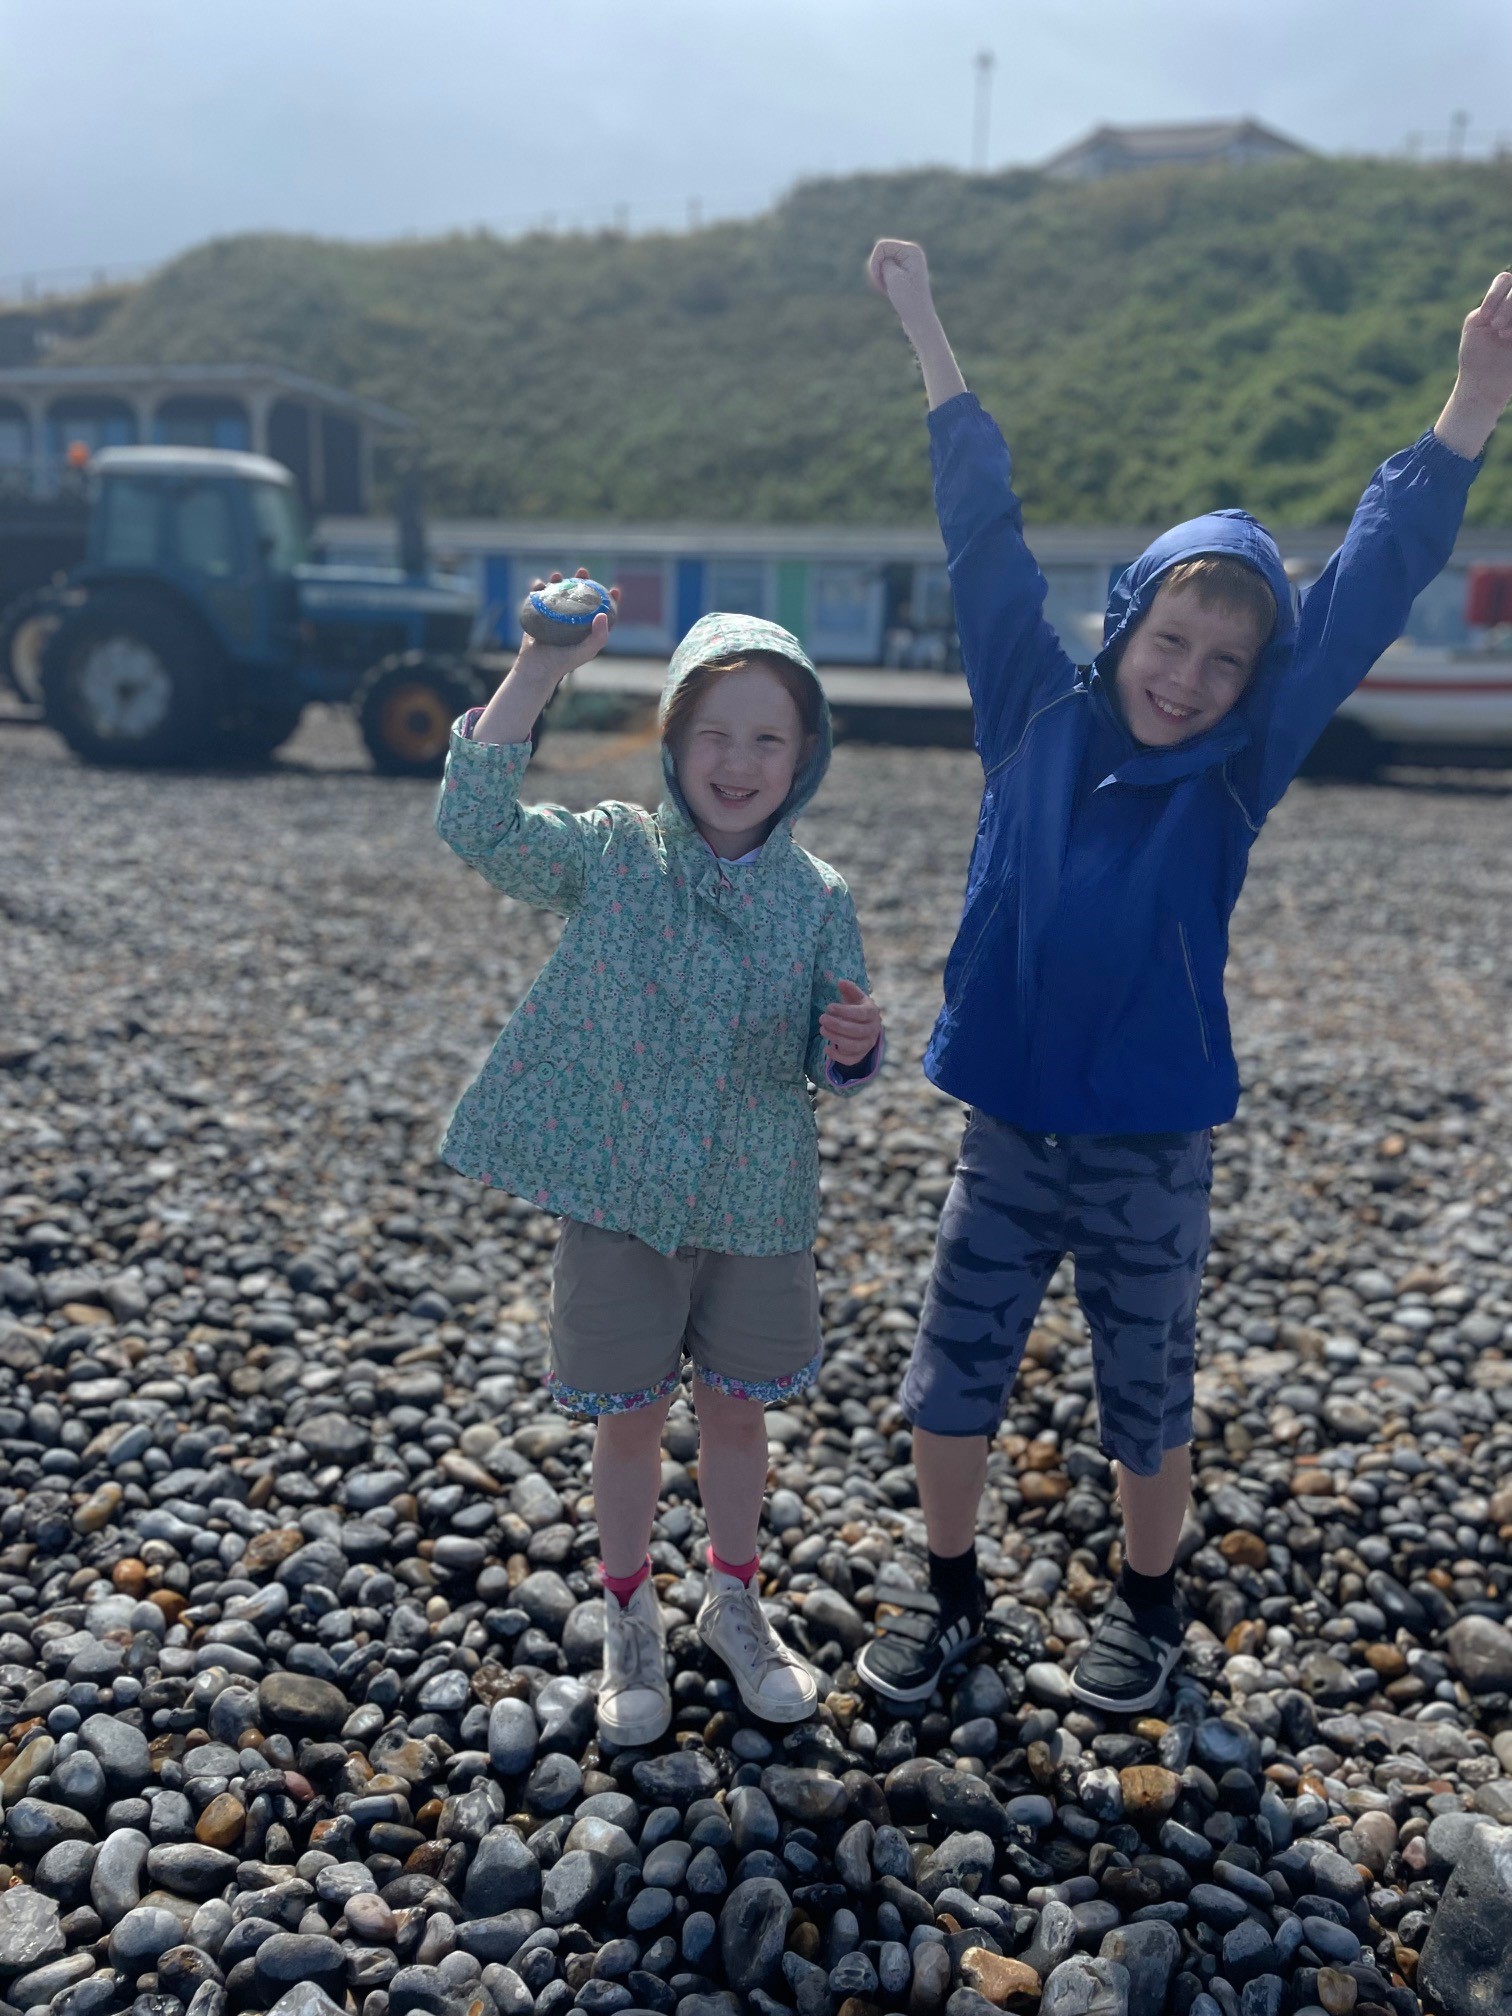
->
<box><xmin>435</xmin><ymin>575</ymin><xmax>884</xmax><ymax>1744</ymax></box>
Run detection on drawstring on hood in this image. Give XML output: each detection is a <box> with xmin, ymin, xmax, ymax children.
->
<box><xmin>659</xmin><ymin>613</ymin><xmax>831</xmax><ymax>837</ymax></box>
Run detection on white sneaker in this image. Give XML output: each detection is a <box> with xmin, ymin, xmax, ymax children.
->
<box><xmin>597</xmin><ymin>1577</ymin><xmax>672</xmax><ymax>1748</ymax></box>
<box><xmin>696</xmin><ymin>1568</ymin><xmax>818</xmax><ymax>1723</ymax></box>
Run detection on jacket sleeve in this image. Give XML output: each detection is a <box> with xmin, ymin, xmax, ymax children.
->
<box><xmin>1250</xmin><ymin>429</ymin><xmax>1481</xmax><ymax>813</ymax></box>
<box><xmin>929</xmin><ymin>392</ymin><xmax>1080</xmax><ymax>774</ymax></box>
<box><xmin>434</xmin><ymin>710</ymin><xmax>611</xmax><ymax>914</ymax></box>
<box><xmin>804</xmin><ymin>886</ymin><xmax>883</xmax><ymax>1098</ymax></box>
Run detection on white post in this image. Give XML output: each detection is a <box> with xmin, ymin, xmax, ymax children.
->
<box><xmin>248</xmin><ymin>387</ymin><xmax>274</xmax><ymax>457</ymax></box>
<box><xmin>308</xmin><ymin>406</ymin><xmax>325</xmax><ymax>513</ymax></box>
<box><xmin>26</xmin><ymin>397</ymin><xmax>49</xmax><ymax>493</ymax></box>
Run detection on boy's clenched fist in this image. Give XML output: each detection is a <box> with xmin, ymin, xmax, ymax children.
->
<box><xmin>867</xmin><ymin>239</ymin><xmax>935</xmax><ymax>328</ymax></box>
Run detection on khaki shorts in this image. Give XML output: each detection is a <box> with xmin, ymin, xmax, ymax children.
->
<box><xmin>547</xmin><ymin>1219</ymin><xmax>823</xmax><ymax>1416</ymax></box>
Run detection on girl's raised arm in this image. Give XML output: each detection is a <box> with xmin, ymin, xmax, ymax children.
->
<box><xmin>436</xmin><ymin>727</ymin><xmax>614</xmax><ymax>915</ymax></box>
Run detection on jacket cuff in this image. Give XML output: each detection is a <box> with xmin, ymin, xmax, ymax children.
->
<box><xmin>1419</xmin><ymin>425</ymin><xmax>1486</xmax><ymax>478</ymax></box>
<box><xmin>825</xmin><ymin>1030</ymin><xmax>885</xmax><ymax>1091</ymax></box>
<box><xmin>447</xmin><ymin>713</ymin><xmax>531</xmax><ymax>763</ymax></box>
<box><xmin>926</xmin><ymin>389</ymin><xmax>984</xmax><ymax>443</ymax></box>
<box><xmin>441</xmin><ymin>716</ymin><xmax>533</xmax><ymax>798</ymax></box>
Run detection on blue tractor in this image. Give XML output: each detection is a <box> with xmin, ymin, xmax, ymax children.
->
<box><xmin>33</xmin><ymin>445</ymin><xmax>506</xmax><ymax>773</ymax></box>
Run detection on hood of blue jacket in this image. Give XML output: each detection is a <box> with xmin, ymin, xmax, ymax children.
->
<box><xmin>1095</xmin><ymin>507</ymin><xmax>1299</xmax><ymax>747</ymax></box>
<box><xmin>659</xmin><ymin>612</ymin><xmax>831</xmax><ymax>833</ymax></box>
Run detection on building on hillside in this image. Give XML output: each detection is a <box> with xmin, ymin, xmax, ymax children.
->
<box><xmin>1041</xmin><ymin>119</ymin><xmax>1313</xmax><ymax>182</ymax></box>
<box><xmin>0</xmin><ymin>363</ymin><xmax>410</xmax><ymax>513</ymax></box>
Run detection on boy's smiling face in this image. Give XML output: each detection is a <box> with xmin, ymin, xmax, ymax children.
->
<box><xmin>1114</xmin><ymin>581</ymin><xmax>1269</xmax><ymax>747</ymax></box>
<box><xmin>676</xmin><ymin>666</ymin><xmax>809</xmax><ymax>857</ymax></box>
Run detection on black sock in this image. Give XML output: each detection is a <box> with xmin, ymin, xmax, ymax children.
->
<box><xmin>1120</xmin><ymin>1561</ymin><xmax>1177</xmax><ymax>1612</ymax></box>
<box><xmin>928</xmin><ymin>1544</ymin><xmax>980</xmax><ymax>1611</ymax></box>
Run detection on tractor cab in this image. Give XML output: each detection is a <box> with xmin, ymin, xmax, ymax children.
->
<box><xmin>38</xmin><ymin>445</ymin><xmax>494</xmax><ymax>773</ymax></box>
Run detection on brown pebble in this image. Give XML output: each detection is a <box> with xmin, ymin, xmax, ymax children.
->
<box><xmin>73</xmin><ymin>1483</ymin><xmax>123</xmax><ymax>1534</ymax></box>
<box><xmin>195</xmin><ymin>1793</ymin><xmax>246</xmax><ymax>1849</ymax></box>
<box><xmin>788</xmin><ymin>1922</ymin><xmax>821</xmax><ymax>1961</ymax></box>
<box><xmin>960</xmin><ymin>1948</ymin><xmax>1042</xmax><ymax>2005</ymax></box>
<box><xmin>1219</xmin><ymin>1531</ymin><xmax>1269</xmax><ymax>1569</ymax></box>
<box><xmin>240</xmin><ymin>1526</ymin><xmax>305</xmax><ymax>1575</ymax></box>
<box><xmin>1019</xmin><ymin>1472</ymin><xmax>1068</xmax><ymax>1506</ymax></box>
<box><xmin>1317</xmin><ymin>1967</ymin><xmax>1357</xmax><ymax>2015</ymax></box>
<box><xmin>1364</xmin><ymin>1644</ymin><xmax>1408</xmax><ymax>1680</ymax></box>
<box><xmin>149</xmin><ymin>1590</ymin><xmax>187</xmax><ymax>1625</ymax></box>
<box><xmin>112</xmin><ymin>1558</ymin><xmax>148</xmax><ymax>1596</ymax></box>
<box><xmin>1119</xmin><ymin>1764</ymin><xmax>1181</xmax><ymax>1818</ymax></box>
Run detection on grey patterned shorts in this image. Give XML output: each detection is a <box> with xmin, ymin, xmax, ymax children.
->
<box><xmin>900</xmin><ymin>1111</ymin><xmax>1213</xmax><ymax>1476</ymax></box>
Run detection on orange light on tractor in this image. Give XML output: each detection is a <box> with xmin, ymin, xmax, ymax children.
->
<box><xmin>66</xmin><ymin>440</ymin><xmax>91</xmax><ymax>470</ymax></box>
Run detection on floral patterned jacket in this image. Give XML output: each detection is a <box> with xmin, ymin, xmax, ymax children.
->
<box><xmin>433</xmin><ymin>613</ymin><xmax>881</xmax><ymax>1257</ymax></box>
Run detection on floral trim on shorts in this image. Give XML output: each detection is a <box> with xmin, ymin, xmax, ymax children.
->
<box><xmin>544</xmin><ymin>1364</ymin><xmax>684</xmax><ymax>1417</ymax></box>
<box><xmin>693</xmin><ymin>1350</ymin><xmax>822</xmax><ymax>1405</ymax></box>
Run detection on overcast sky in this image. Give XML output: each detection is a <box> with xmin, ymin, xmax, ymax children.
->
<box><xmin>3</xmin><ymin>0</ymin><xmax>1508</xmax><ymax>287</ymax></box>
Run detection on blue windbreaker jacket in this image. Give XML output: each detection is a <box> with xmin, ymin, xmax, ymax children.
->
<box><xmin>925</xmin><ymin>393</ymin><xmax>1481</xmax><ymax>1134</ymax></box>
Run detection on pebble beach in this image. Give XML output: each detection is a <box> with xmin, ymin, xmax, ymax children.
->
<box><xmin>1</xmin><ymin>709</ymin><xmax>1510</xmax><ymax>2016</ymax></box>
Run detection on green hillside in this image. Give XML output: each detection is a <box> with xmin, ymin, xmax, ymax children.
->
<box><xmin>51</xmin><ymin>158</ymin><xmax>1512</xmax><ymax>526</ymax></box>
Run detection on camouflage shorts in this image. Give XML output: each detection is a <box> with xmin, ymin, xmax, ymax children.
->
<box><xmin>900</xmin><ymin>1111</ymin><xmax>1213</xmax><ymax>1476</ymax></box>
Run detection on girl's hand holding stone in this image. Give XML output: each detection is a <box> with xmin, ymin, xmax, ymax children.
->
<box><xmin>820</xmin><ymin>978</ymin><xmax>882</xmax><ymax>1067</ymax></box>
<box><xmin>516</xmin><ymin>568</ymin><xmax>621</xmax><ymax>692</ymax></box>
<box><xmin>472</xmin><ymin>569</ymin><xmax>620</xmax><ymax>746</ymax></box>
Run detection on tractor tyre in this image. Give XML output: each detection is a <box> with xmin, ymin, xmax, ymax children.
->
<box><xmin>0</xmin><ymin>588</ymin><xmax>63</xmax><ymax>707</ymax></box>
<box><xmin>355</xmin><ymin>652</ymin><xmax>485</xmax><ymax>777</ymax></box>
<box><xmin>40</xmin><ymin>592</ymin><xmax>224</xmax><ymax>766</ymax></box>
<box><xmin>208</xmin><ymin>698</ymin><xmax>306</xmax><ymax>766</ymax></box>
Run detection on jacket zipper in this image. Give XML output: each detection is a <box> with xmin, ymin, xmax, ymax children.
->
<box><xmin>1178</xmin><ymin>924</ymin><xmax>1211</xmax><ymax>1064</ymax></box>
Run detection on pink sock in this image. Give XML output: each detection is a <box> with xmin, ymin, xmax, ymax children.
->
<box><xmin>708</xmin><ymin>1545</ymin><xmax>759</xmax><ymax>1585</ymax></box>
<box><xmin>600</xmin><ymin>1557</ymin><xmax>651</xmax><ymax>1606</ymax></box>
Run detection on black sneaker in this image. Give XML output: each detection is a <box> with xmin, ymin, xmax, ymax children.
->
<box><xmin>855</xmin><ymin>1582</ymin><xmax>984</xmax><ymax>1704</ymax></box>
<box><xmin>1068</xmin><ymin>1589</ymin><xmax>1184</xmax><ymax>1713</ymax></box>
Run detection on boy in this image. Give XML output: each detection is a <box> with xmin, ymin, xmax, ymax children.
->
<box><xmin>857</xmin><ymin>241</ymin><xmax>1512</xmax><ymax>1711</ymax></box>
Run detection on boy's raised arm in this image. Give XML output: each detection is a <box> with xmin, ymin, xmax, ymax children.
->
<box><xmin>868</xmin><ymin>240</ymin><xmax>1076</xmax><ymax>772</ymax></box>
<box><xmin>1251</xmin><ymin>271</ymin><xmax>1512</xmax><ymax>811</ymax></box>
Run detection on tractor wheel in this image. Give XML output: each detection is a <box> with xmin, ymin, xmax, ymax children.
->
<box><xmin>209</xmin><ymin>699</ymin><xmax>306</xmax><ymax>766</ymax></box>
<box><xmin>354</xmin><ymin>653</ymin><xmax>484</xmax><ymax>777</ymax></box>
<box><xmin>0</xmin><ymin>589</ymin><xmax>64</xmax><ymax>707</ymax></box>
<box><xmin>40</xmin><ymin>593</ymin><xmax>223</xmax><ymax>766</ymax></box>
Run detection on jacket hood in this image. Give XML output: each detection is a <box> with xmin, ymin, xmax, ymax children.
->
<box><xmin>1095</xmin><ymin>508</ymin><xmax>1299</xmax><ymax>737</ymax></box>
<box><xmin>659</xmin><ymin>612</ymin><xmax>832</xmax><ymax>832</ymax></box>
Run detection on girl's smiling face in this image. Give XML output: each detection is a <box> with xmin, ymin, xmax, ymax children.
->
<box><xmin>675</xmin><ymin>666</ymin><xmax>809</xmax><ymax>857</ymax></box>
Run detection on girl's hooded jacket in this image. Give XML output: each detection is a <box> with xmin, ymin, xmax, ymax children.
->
<box><xmin>926</xmin><ymin>392</ymin><xmax>1480</xmax><ymax>1135</ymax></box>
<box><xmin>433</xmin><ymin>613</ymin><xmax>877</xmax><ymax>1257</ymax></box>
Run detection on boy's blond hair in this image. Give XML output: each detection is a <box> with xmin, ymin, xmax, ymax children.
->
<box><xmin>1158</xmin><ymin>556</ymin><xmax>1277</xmax><ymax>645</ymax></box>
